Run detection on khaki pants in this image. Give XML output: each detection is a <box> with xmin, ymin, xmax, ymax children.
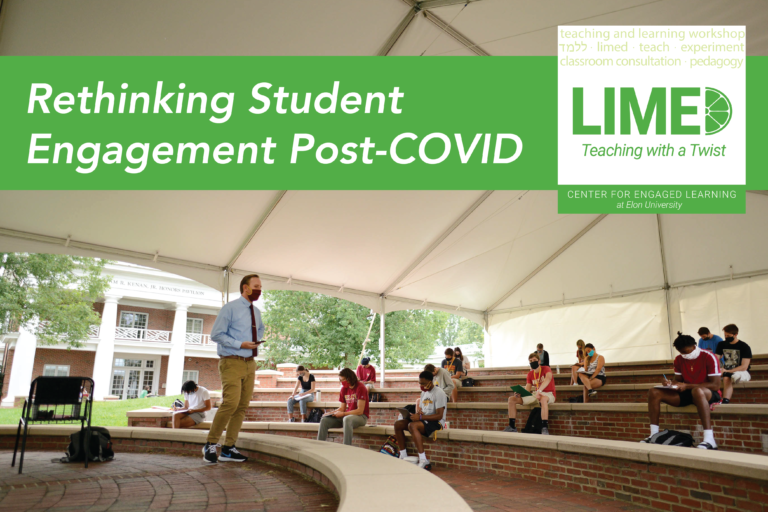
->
<box><xmin>317</xmin><ymin>414</ymin><xmax>367</xmax><ymax>445</ymax></box>
<box><xmin>207</xmin><ymin>358</ymin><xmax>256</xmax><ymax>446</ymax></box>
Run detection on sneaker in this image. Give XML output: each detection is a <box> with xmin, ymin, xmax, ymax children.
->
<box><xmin>220</xmin><ymin>445</ymin><xmax>248</xmax><ymax>462</ymax></box>
<box><xmin>203</xmin><ymin>443</ymin><xmax>219</xmax><ymax>464</ymax></box>
<box><xmin>639</xmin><ymin>436</ymin><xmax>652</xmax><ymax>443</ymax></box>
<box><xmin>721</xmin><ymin>398</ymin><xmax>731</xmax><ymax>404</ymax></box>
<box><xmin>502</xmin><ymin>426</ymin><xmax>518</xmax><ymax>433</ymax></box>
<box><xmin>417</xmin><ymin>459</ymin><xmax>432</xmax><ymax>471</ymax></box>
<box><xmin>541</xmin><ymin>427</ymin><xmax>549</xmax><ymax>435</ymax></box>
<box><xmin>588</xmin><ymin>389</ymin><xmax>597</xmax><ymax>397</ymax></box>
<box><xmin>697</xmin><ymin>441</ymin><xmax>718</xmax><ymax>450</ymax></box>
<box><xmin>289</xmin><ymin>418</ymin><xmax>296</xmax><ymax>422</ymax></box>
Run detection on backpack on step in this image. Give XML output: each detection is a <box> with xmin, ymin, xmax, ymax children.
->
<box><xmin>646</xmin><ymin>429</ymin><xmax>694</xmax><ymax>447</ymax></box>
<box><xmin>306</xmin><ymin>408</ymin><xmax>324</xmax><ymax>423</ymax></box>
<box><xmin>522</xmin><ymin>407</ymin><xmax>542</xmax><ymax>434</ymax></box>
<box><xmin>62</xmin><ymin>427</ymin><xmax>114</xmax><ymax>463</ymax></box>
<box><xmin>379</xmin><ymin>436</ymin><xmax>400</xmax><ymax>457</ymax></box>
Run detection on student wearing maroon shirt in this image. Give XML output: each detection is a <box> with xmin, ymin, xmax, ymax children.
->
<box><xmin>317</xmin><ymin>368</ymin><xmax>369</xmax><ymax>445</ymax></box>
<box><xmin>502</xmin><ymin>352</ymin><xmax>556</xmax><ymax>435</ymax></box>
<box><xmin>356</xmin><ymin>358</ymin><xmax>377</xmax><ymax>396</ymax></box>
<box><xmin>643</xmin><ymin>332</ymin><xmax>722</xmax><ymax>450</ymax></box>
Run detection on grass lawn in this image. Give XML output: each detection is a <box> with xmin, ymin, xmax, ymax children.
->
<box><xmin>0</xmin><ymin>395</ymin><xmax>183</xmax><ymax>427</ymax></box>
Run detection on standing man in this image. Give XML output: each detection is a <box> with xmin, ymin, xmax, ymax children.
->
<box><xmin>536</xmin><ymin>344</ymin><xmax>550</xmax><ymax>367</ymax></box>
<box><xmin>697</xmin><ymin>327</ymin><xmax>723</xmax><ymax>354</ymax></box>
<box><xmin>356</xmin><ymin>357</ymin><xmax>377</xmax><ymax>397</ymax></box>
<box><xmin>204</xmin><ymin>274</ymin><xmax>264</xmax><ymax>464</ymax></box>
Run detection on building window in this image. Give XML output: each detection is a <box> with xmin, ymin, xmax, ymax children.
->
<box><xmin>110</xmin><ymin>357</ymin><xmax>158</xmax><ymax>400</ymax></box>
<box><xmin>119</xmin><ymin>312</ymin><xmax>149</xmax><ymax>339</ymax></box>
<box><xmin>186</xmin><ymin>318</ymin><xmax>204</xmax><ymax>343</ymax></box>
<box><xmin>43</xmin><ymin>365</ymin><xmax>70</xmax><ymax>377</ymax></box>
<box><xmin>182</xmin><ymin>370</ymin><xmax>199</xmax><ymax>384</ymax></box>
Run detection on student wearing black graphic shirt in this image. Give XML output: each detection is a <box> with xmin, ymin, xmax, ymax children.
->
<box><xmin>441</xmin><ymin>348</ymin><xmax>464</xmax><ymax>403</ymax></box>
<box><xmin>715</xmin><ymin>323</ymin><xmax>752</xmax><ymax>404</ymax></box>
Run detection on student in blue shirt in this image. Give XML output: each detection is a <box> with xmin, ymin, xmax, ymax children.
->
<box><xmin>697</xmin><ymin>327</ymin><xmax>723</xmax><ymax>354</ymax></box>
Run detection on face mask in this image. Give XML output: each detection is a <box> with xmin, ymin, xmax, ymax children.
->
<box><xmin>248</xmin><ymin>289</ymin><xmax>261</xmax><ymax>302</ymax></box>
<box><xmin>530</xmin><ymin>361</ymin><xmax>539</xmax><ymax>370</ymax></box>
<box><xmin>725</xmin><ymin>336</ymin><xmax>735</xmax><ymax>343</ymax></box>
<box><xmin>340</xmin><ymin>380</ymin><xmax>349</xmax><ymax>389</ymax></box>
<box><xmin>588</xmin><ymin>350</ymin><xmax>595</xmax><ymax>357</ymax></box>
<box><xmin>682</xmin><ymin>346</ymin><xmax>701</xmax><ymax>360</ymax></box>
<box><xmin>420</xmin><ymin>385</ymin><xmax>432</xmax><ymax>392</ymax></box>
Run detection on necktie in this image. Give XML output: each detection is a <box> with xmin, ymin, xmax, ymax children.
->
<box><xmin>249</xmin><ymin>304</ymin><xmax>259</xmax><ymax>357</ymax></box>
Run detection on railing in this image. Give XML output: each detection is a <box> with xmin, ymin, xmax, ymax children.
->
<box><xmin>185</xmin><ymin>333</ymin><xmax>212</xmax><ymax>345</ymax></box>
<box><xmin>88</xmin><ymin>325</ymin><xmax>100</xmax><ymax>338</ymax></box>
<box><xmin>114</xmin><ymin>327</ymin><xmax>171</xmax><ymax>343</ymax></box>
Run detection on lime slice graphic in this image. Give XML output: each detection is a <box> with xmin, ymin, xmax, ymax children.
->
<box><xmin>704</xmin><ymin>87</ymin><xmax>732</xmax><ymax>135</ymax></box>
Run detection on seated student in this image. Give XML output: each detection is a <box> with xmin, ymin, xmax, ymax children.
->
<box><xmin>536</xmin><ymin>343</ymin><xmax>550</xmax><ymax>367</ymax></box>
<box><xmin>441</xmin><ymin>348</ymin><xmax>464</xmax><ymax>403</ymax></box>
<box><xmin>424</xmin><ymin>363</ymin><xmax>455</xmax><ymax>400</ymax></box>
<box><xmin>454</xmin><ymin>347</ymin><xmax>470</xmax><ymax>372</ymax></box>
<box><xmin>716</xmin><ymin>324</ymin><xmax>752</xmax><ymax>404</ymax></box>
<box><xmin>503</xmin><ymin>352</ymin><xmax>556</xmax><ymax>435</ymax></box>
<box><xmin>317</xmin><ymin>368</ymin><xmax>368</xmax><ymax>446</ymax></box>
<box><xmin>287</xmin><ymin>365</ymin><xmax>316</xmax><ymax>422</ymax></box>
<box><xmin>172</xmin><ymin>380</ymin><xmax>212</xmax><ymax>429</ymax></box>
<box><xmin>356</xmin><ymin>358</ymin><xmax>377</xmax><ymax>396</ymax></box>
<box><xmin>571</xmin><ymin>339</ymin><xmax>586</xmax><ymax>385</ymax></box>
<box><xmin>393</xmin><ymin>370</ymin><xmax>447</xmax><ymax>471</ymax></box>
<box><xmin>644</xmin><ymin>332</ymin><xmax>722</xmax><ymax>450</ymax></box>
<box><xmin>697</xmin><ymin>327</ymin><xmax>723</xmax><ymax>354</ymax></box>
<box><xmin>578</xmin><ymin>343</ymin><xmax>606</xmax><ymax>402</ymax></box>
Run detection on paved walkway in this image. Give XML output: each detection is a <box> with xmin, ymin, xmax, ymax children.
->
<box><xmin>0</xmin><ymin>451</ymin><xmax>338</xmax><ymax>512</ymax></box>
<box><xmin>433</xmin><ymin>467</ymin><xmax>646</xmax><ymax>512</ymax></box>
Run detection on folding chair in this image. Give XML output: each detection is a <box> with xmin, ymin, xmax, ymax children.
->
<box><xmin>11</xmin><ymin>376</ymin><xmax>95</xmax><ymax>474</ymax></box>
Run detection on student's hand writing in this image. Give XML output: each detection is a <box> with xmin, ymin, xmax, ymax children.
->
<box><xmin>662</xmin><ymin>378</ymin><xmax>672</xmax><ymax>386</ymax></box>
<box><xmin>410</xmin><ymin>413</ymin><xmax>420</xmax><ymax>422</ymax></box>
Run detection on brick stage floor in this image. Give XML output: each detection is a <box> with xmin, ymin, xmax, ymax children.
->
<box><xmin>433</xmin><ymin>467</ymin><xmax>646</xmax><ymax>512</ymax></box>
<box><xmin>0</xmin><ymin>451</ymin><xmax>339</xmax><ymax>511</ymax></box>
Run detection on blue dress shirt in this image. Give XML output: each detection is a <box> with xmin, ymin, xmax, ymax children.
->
<box><xmin>211</xmin><ymin>296</ymin><xmax>265</xmax><ymax>358</ymax></box>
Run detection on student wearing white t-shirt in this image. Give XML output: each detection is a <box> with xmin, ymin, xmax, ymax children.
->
<box><xmin>173</xmin><ymin>381</ymin><xmax>212</xmax><ymax>429</ymax></box>
<box><xmin>393</xmin><ymin>370</ymin><xmax>447</xmax><ymax>471</ymax></box>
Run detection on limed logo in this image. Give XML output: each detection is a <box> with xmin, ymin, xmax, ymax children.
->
<box><xmin>573</xmin><ymin>87</ymin><xmax>732</xmax><ymax>136</ymax></box>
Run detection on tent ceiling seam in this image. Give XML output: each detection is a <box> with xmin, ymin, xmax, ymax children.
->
<box><xmin>226</xmin><ymin>190</ymin><xmax>288</xmax><ymax>271</ymax></box>
<box><xmin>0</xmin><ymin>227</ymin><xmax>223</xmax><ymax>272</ymax></box>
<box><xmin>381</xmin><ymin>190</ymin><xmax>493</xmax><ymax>295</ymax></box>
<box><xmin>490</xmin><ymin>285</ymin><xmax>665</xmax><ymax>316</ymax></box>
<box><xmin>377</xmin><ymin>4</ymin><xmax>419</xmax><ymax>56</ymax></box>
<box><xmin>423</xmin><ymin>10</ymin><xmax>490</xmax><ymax>56</ymax></box>
<box><xmin>486</xmin><ymin>214</ymin><xmax>608</xmax><ymax>312</ymax></box>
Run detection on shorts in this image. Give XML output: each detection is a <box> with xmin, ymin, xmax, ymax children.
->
<box><xmin>581</xmin><ymin>373</ymin><xmax>607</xmax><ymax>386</ymax></box>
<box><xmin>451</xmin><ymin>379</ymin><xmax>462</xmax><ymax>390</ymax></box>
<box><xmin>521</xmin><ymin>392</ymin><xmax>556</xmax><ymax>405</ymax></box>
<box><xmin>187</xmin><ymin>412</ymin><xmax>206</xmax><ymax>425</ymax></box>
<box><xmin>722</xmin><ymin>371</ymin><xmax>750</xmax><ymax>383</ymax></box>
<box><xmin>677</xmin><ymin>389</ymin><xmax>721</xmax><ymax>408</ymax></box>
<box><xmin>421</xmin><ymin>420</ymin><xmax>443</xmax><ymax>439</ymax></box>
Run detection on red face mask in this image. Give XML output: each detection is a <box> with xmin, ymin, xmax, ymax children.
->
<box><xmin>420</xmin><ymin>383</ymin><xmax>433</xmax><ymax>392</ymax></box>
<box><xmin>340</xmin><ymin>380</ymin><xmax>349</xmax><ymax>389</ymax></box>
<box><xmin>248</xmin><ymin>289</ymin><xmax>261</xmax><ymax>302</ymax></box>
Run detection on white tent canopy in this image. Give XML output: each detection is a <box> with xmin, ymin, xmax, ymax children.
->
<box><xmin>2</xmin><ymin>190</ymin><xmax>768</xmax><ymax>366</ymax></box>
<box><xmin>2</xmin><ymin>0</ymin><xmax>768</xmax><ymax>366</ymax></box>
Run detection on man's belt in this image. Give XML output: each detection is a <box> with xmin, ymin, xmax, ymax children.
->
<box><xmin>220</xmin><ymin>355</ymin><xmax>254</xmax><ymax>361</ymax></box>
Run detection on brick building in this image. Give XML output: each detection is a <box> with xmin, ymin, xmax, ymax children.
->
<box><xmin>0</xmin><ymin>261</ymin><xmax>251</xmax><ymax>405</ymax></box>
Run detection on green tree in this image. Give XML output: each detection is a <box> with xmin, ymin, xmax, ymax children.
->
<box><xmin>438</xmin><ymin>314</ymin><xmax>484</xmax><ymax>349</ymax></box>
<box><xmin>0</xmin><ymin>253</ymin><xmax>111</xmax><ymax>348</ymax></box>
<box><xmin>262</xmin><ymin>290</ymin><xmax>450</xmax><ymax>369</ymax></box>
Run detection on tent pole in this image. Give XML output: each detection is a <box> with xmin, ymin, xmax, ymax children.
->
<box><xmin>656</xmin><ymin>214</ymin><xmax>675</xmax><ymax>358</ymax></box>
<box><xmin>380</xmin><ymin>296</ymin><xmax>386</xmax><ymax>386</ymax></box>
<box><xmin>226</xmin><ymin>268</ymin><xmax>230</xmax><ymax>303</ymax></box>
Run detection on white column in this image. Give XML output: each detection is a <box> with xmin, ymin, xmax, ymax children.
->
<box><xmin>379</xmin><ymin>297</ymin><xmax>386</xmax><ymax>386</ymax></box>
<box><xmin>2</xmin><ymin>323</ymin><xmax>38</xmax><ymax>406</ymax></box>
<box><xmin>166</xmin><ymin>302</ymin><xmax>190</xmax><ymax>396</ymax></box>
<box><xmin>91</xmin><ymin>295</ymin><xmax>122</xmax><ymax>401</ymax></box>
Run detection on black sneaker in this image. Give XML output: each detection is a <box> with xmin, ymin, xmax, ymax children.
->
<box><xmin>541</xmin><ymin>427</ymin><xmax>550</xmax><ymax>435</ymax></box>
<box><xmin>220</xmin><ymin>445</ymin><xmax>248</xmax><ymax>462</ymax></box>
<box><xmin>588</xmin><ymin>389</ymin><xmax>597</xmax><ymax>397</ymax></box>
<box><xmin>721</xmin><ymin>398</ymin><xmax>731</xmax><ymax>404</ymax></box>
<box><xmin>289</xmin><ymin>418</ymin><xmax>297</xmax><ymax>422</ymax></box>
<box><xmin>203</xmin><ymin>442</ymin><xmax>219</xmax><ymax>464</ymax></box>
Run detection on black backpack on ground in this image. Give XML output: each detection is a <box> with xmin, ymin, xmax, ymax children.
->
<box><xmin>62</xmin><ymin>427</ymin><xmax>114</xmax><ymax>463</ymax></box>
<box><xmin>306</xmin><ymin>408</ymin><xmax>324</xmax><ymax>423</ymax></box>
<box><xmin>645</xmin><ymin>429</ymin><xmax>695</xmax><ymax>447</ymax></box>
<box><xmin>568</xmin><ymin>395</ymin><xmax>584</xmax><ymax>403</ymax></box>
<box><xmin>522</xmin><ymin>407</ymin><xmax>542</xmax><ymax>434</ymax></box>
<box><xmin>461</xmin><ymin>378</ymin><xmax>475</xmax><ymax>387</ymax></box>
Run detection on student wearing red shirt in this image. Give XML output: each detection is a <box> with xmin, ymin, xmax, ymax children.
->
<box><xmin>356</xmin><ymin>358</ymin><xmax>377</xmax><ymax>396</ymax></box>
<box><xmin>643</xmin><ymin>332</ymin><xmax>722</xmax><ymax>450</ymax></box>
<box><xmin>502</xmin><ymin>352</ymin><xmax>556</xmax><ymax>435</ymax></box>
<box><xmin>317</xmin><ymin>368</ymin><xmax>369</xmax><ymax>445</ymax></box>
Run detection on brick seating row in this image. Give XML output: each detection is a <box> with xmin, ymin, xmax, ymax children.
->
<box><xmin>252</xmin><ymin>379</ymin><xmax>768</xmax><ymax>404</ymax></box>
<box><xmin>128</xmin><ymin>401</ymin><xmax>768</xmax><ymax>454</ymax></box>
<box><xmin>108</xmin><ymin>421</ymin><xmax>768</xmax><ymax>511</ymax></box>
